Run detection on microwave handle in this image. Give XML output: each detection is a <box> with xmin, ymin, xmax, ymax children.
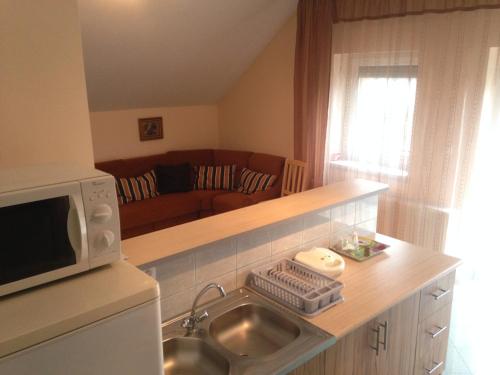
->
<box><xmin>67</xmin><ymin>194</ymin><xmax>89</xmax><ymax>264</ymax></box>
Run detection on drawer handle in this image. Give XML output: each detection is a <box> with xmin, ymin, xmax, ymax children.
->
<box><xmin>370</xmin><ymin>324</ymin><xmax>381</xmax><ymax>356</ymax></box>
<box><xmin>427</xmin><ymin>325</ymin><xmax>447</xmax><ymax>339</ymax></box>
<box><xmin>370</xmin><ymin>321</ymin><xmax>388</xmax><ymax>356</ymax></box>
<box><xmin>425</xmin><ymin>360</ymin><xmax>444</xmax><ymax>374</ymax></box>
<box><xmin>381</xmin><ymin>320</ymin><xmax>388</xmax><ymax>351</ymax></box>
<box><xmin>431</xmin><ymin>288</ymin><xmax>451</xmax><ymax>300</ymax></box>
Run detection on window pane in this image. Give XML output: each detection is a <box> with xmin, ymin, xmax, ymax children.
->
<box><xmin>346</xmin><ymin>70</ymin><xmax>417</xmax><ymax>172</ymax></box>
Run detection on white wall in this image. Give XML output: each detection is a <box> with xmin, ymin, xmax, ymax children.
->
<box><xmin>0</xmin><ymin>0</ymin><xmax>94</xmax><ymax>168</ymax></box>
<box><xmin>89</xmin><ymin>15</ymin><xmax>297</xmax><ymax>163</ymax></box>
<box><xmin>218</xmin><ymin>14</ymin><xmax>296</xmax><ymax>159</ymax></box>
<box><xmin>90</xmin><ymin>105</ymin><xmax>219</xmax><ymax>162</ymax></box>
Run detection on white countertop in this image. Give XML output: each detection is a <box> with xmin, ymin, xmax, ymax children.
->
<box><xmin>0</xmin><ymin>260</ymin><xmax>159</xmax><ymax>358</ymax></box>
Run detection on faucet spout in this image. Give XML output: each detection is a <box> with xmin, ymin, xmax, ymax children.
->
<box><xmin>182</xmin><ymin>283</ymin><xmax>226</xmax><ymax>332</ymax></box>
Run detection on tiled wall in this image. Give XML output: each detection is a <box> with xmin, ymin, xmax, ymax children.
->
<box><xmin>141</xmin><ymin>194</ymin><xmax>379</xmax><ymax>322</ymax></box>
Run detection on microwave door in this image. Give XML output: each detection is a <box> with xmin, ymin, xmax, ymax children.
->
<box><xmin>67</xmin><ymin>192</ymin><xmax>89</xmax><ymax>268</ymax></box>
<box><xmin>0</xmin><ymin>182</ymin><xmax>89</xmax><ymax>296</ymax></box>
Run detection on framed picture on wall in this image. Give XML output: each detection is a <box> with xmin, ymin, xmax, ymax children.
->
<box><xmin>138</xmin><ymin>117</ymin><xmax>163</xmax><ymax>141</ymax></box>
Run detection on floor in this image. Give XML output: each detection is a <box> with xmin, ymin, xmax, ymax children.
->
<box><xmin>443</xmin><ymin>270</ymin><xmax>497</xmax><ymax>375</ymax></box>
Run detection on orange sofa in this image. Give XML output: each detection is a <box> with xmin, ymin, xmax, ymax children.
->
<box><xmin>95</xmin><ymin>149</ymin><xmax>285</xmax><ymax>239</ymax></box>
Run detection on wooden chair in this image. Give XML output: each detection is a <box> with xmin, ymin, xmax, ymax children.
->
<box><xmin>281</xmin><ymin>159</ymin><xmax>307</xmax><ymax>197</ymax></box>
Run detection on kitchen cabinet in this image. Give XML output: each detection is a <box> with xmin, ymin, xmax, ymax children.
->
<box><xmin>290</xmin><ymin>271</ymin><xmax>455</xmax><ymax>375</ymax></box>
<box><xmin>414</xmin><ymin>303</ymin><xmax>452</xmax><ymax>375</ymax></box>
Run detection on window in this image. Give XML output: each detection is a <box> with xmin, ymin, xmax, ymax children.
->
<box><xmin>330</xmin><ymin>63</ymin><xmax>418</xmax><ymax>177</ymax></box>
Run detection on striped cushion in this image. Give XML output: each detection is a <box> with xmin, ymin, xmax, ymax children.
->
<box><xmin>193</xmin><ymin>165</ymin><xmax>236</xmax><ymax>191</ymax></box>
<box><xmin>115</xmin><ymin>170</ymin><xmax>159</xmax><ymax>205</ymax></box>
<box><xmin>237</xmin><ymin>168</ymin><xmax>277</xmax><ymax>194</ymax></box>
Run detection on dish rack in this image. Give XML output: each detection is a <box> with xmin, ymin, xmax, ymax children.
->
<box><xmin>248</xmin><ymin>258</ymin><xmax>344</xmax><ymax>317</ymax></box>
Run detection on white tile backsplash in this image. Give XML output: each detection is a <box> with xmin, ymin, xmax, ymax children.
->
<box><xmin>356</xmin><ymin>195</ymin><xmax>379</xmax><ymax>224</ymax></box>
<box><xmin>270</xmin><ymin>217</ymin><xmax>303</xmax><ymax>255</ymax></box>
<box><xmin>331</xmin><ymin>202</ymin><xmax>356</xmax><ymax>233</ymax></box>
<box><xmin>160</xmin><ymin>287</ymin><xmax>194</xmax><ymax>321</ymax></box>
<box><xmin>154</xmin><ymin>193</ymin><xmax>381</xmax><ymax>322</ymax></box>
<box><xmin>301</xmin><ymin>235</ymin><xmax>330</xmax><ymax>251</ymax></box>
<box><xmin>236</xmin><ymin>257</ymin><xmax>270</xmax><ymax>287</ymax></box>
<box><xmin>272</xmin><ymin>245</ymin><xmax>301</xmax><ymax>261</ymax></box>
<box><xmin>156</xmin><ymin>252</ymin><xmax>195</xmax><ymax>297</ymax></box>
<box><xmin>195</xmin><ymin>238</ymin><xmax>236</xmax><ymax>284</ymax></box>
<box><xmin>302</xmin><ymin>209</ymin><xmax>331</xmax><ymax>243</ymax></box>
<box><xmin>356</xmin><ymin>219</ymin><xmax>378</xmax><ymax>233</ymax></box>
<box><xmin>195</xmin><ymin>271</ymin><xmax>236</xmax><ymax>306</ymax></box>
<box><xmin>237</xmin><ymin>228</ymin><xmax>271</xmax><ymax>268</ymax></box>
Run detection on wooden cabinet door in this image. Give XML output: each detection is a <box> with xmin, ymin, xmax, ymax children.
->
<box><xmin>324</xmin><ymin>293</ymin><xmax>419</xmax><ymax>375</ymax></box>
<box><xmin>381</xmin><ymin>293</ymin><xmax>420</xmax><ymax>375</ymax></box>
<box><xmin>292</xmin><ymin>293</ymin><xmax>420</xmax><ymax>375</ymax></box>
<box><xmin>322</xmin><ymin>319</ymin><xmax>377</xmax><ymax>375</ymax></box>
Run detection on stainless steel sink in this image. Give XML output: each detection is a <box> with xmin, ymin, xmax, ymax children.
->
<box><xmin>163</xmin><ymin>337</ymin><xmax>230</xmax><ymax>375</ymax></box>
<box><xmin>162</xmin><ymin>288</ymin><xmax>335</xmax><ymax>375</ymax></box>
<box><xmin>209</xmin><ymin>304</ymin><xmax>300</xmax><ymax>358</ymax></box>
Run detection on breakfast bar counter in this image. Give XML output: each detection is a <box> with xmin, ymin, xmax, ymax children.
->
<box><xmin>122</xmin><ymin>179</ymin><xmax>388</xmax><ymax>266</ymax></box>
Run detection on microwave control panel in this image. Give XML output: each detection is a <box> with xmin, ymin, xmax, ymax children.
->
<box><xmin>81</xmin><ymin>175</ymin><xmax>121</xmax><ymax>268</ymax></box>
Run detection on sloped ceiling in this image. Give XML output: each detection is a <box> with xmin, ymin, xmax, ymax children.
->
<box><xmin>78</xmin><ymin>0</ymin><xmax>297</xmax><ymax>111</ymax></box>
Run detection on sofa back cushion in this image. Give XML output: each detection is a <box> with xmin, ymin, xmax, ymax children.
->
<box><xmin>96</xmin><ymin>150</ymin><xmax>214</xmax><ymax>177</ymax></box>
<box><xmin>96</xmin><ymin>150</ymin><xmax>285</xmax><ymax>190</ymax></box>
<box><xmin>97</xmin><ymin>154</ymin><xmax>166</xmax><ymax>177</ymax></box>
<box><xmin>248</xmin><ymin>153</ymin><xmax>285</xmax><ymax>177</ymax></box>
<box><xmin>163</xmin><ymin>149</ymin><xmax>214</xmax><ymax>166</ymax></box>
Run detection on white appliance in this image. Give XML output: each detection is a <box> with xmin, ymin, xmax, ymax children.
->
<box><xmin>0</xmin><ymin>261</ymin><xmax>163</xmax><ymax>375</ymax></box>
<box><xmin>0</xmin><ymin>164</ymin><xmax>121</xmax><ymax>297</ymax></box>
<box><xmin>294</xmin><ymin>247</ymin><xmax>346</xmax><ymax>278</ymax></box>
<box><xmin>0</xmin><ymin>299</ymin><xmax>163</xmax><ymax>375</ymax></box>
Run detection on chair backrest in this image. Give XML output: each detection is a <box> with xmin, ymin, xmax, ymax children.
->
<box><xmin>281</xmin><ymin>159</ymin><xmax>307</xmax><ymax>197</ymax></box>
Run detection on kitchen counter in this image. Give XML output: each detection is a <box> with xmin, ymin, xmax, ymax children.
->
<box><xmin>122</xmin><ymin>179</ymin><xmax>388</xmax><ymax>267</ymax></box>
<box><xmin>0</xmin><ymin>260</ymin><xmax>159</xmax><ymax>358</ymax></box>
<box><xmin>306</xmin><ymin>234</ymin><xmax>460</xmax><ymax>338</ymax></box>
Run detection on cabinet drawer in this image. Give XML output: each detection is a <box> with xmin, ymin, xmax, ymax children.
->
<box><xmin>419</xmin><ymin>271</ymin><xmax>455</xmax><ymax>322</ymax></box>
<box><xmin>414</xmin><ymin>303</ymin><xmax>452</xmax><ymax>375</ymax></box>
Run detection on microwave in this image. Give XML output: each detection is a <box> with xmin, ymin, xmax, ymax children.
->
<box><xmin>0</xmin><ymin>164</ymin><xmax>121</xmax><ymax>297</ymax></box>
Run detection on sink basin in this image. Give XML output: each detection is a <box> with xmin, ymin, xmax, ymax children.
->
<box><xmin>163</xmin><ymin>337</ymin><xmax>229</xmax><ymax>375</ymax></box>
<box><xmin>209</xmin><ymin>303</ymin><xmax>300</xmax><ymax>358</ymax></box>
<box><xmin>162</xmin><ymin>288</ymin><xmax>335</xmax><ymax>374</ymax></box>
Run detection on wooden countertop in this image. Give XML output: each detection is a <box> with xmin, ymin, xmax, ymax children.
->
<box><xmin>307</xmin><ymin>234</ymin><xmax>461</xmax><ymax>338</ymax></box>
<box><xmin>0</xmin><ymin>261</ymin><xmax>159</xmax><ymax>359</ymax></box>
<box><xmin>122</xmin><ymin>179</ymin><xmax>388</xmax><ymax>267</ymax></box>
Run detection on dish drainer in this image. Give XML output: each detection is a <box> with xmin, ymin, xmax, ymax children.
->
<box><xmin>248</xmin><ymin>258</ymin><xmax>344</xmax><ymax>317</ymax></box>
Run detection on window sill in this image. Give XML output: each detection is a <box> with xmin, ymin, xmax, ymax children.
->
<box><xmin>330</xmin><ymin>160</ymin><xmax>409</xmax><ymax>178</ymax></box>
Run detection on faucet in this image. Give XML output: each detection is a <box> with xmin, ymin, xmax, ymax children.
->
<box><xmin>182</xmin><ymin>283</ymin><xmax>226</xmax><ymax>332</ymax></box>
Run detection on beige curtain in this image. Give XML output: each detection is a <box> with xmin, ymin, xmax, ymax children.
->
<box><xmin>324</xmin><ymin>9</ymin><xmax>500</xmax><ymax>254</ymax></box>
<box><xmin>294</xmin><ymin>0</ymin><xmax>336</xmax><ymax>188</ymax></box>
<box><xmin>335</xmin><ymin>0</ymin><xmax>500</xmax><ymax>20</ymax></box>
